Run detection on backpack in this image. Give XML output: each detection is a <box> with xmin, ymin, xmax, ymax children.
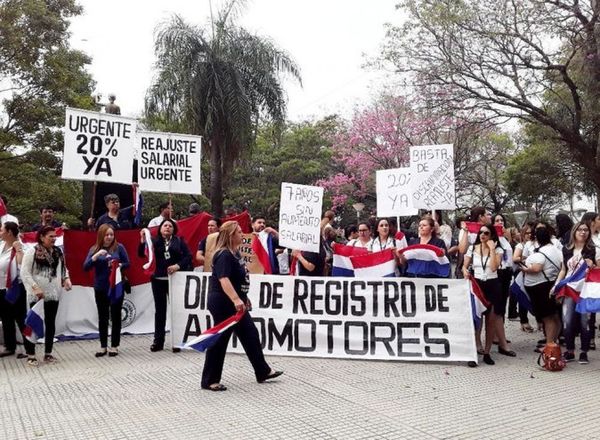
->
<box><xmin>537</xmin><ymin>343</ymin><xmax>565</xmax><ymax>372</ymax></box>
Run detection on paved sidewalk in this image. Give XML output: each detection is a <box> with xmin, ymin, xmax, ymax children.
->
<box><xmin>1</xmin><ymin>321</ymin><xmax>599</xmax><ymax>440</ymax></box>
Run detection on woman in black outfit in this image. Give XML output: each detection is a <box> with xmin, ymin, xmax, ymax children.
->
<box><xmin>139</xmin><ymin>218</ymin><xmax>191</xmax><ymax>352</ymax></box>
<box><xmin>201</xmin><ymin>221</ymin><xmax>282</xmax><ymax>391</ymax></box>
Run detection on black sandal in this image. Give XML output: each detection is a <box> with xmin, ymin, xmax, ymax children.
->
<box><xmin>498</xmin><ymin>347</ymin><xmax>516</xmax><ymax>357</ymax></box>
<box><xmin>258</xmin><ymin>371</ymin><xmax>283</xmax><ymax>383</ymax></box>
<box><xmin>202</xmin><ymin>383</ymin><xmax>227</xmax><ymax>391</ymax></box>
<box><xmin>95</xmin><ymin>349</ymin><xmax>107</xmax><ymax>358</ymax></box>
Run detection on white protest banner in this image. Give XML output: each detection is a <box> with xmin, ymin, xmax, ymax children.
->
<box><xmin>170</xmin><ymin>272</ymin><xmax>477</xmax><ymax>363</ymax></box>
<box><xmin>136</xmin><ymin>130</ymin><xmax>202</xmax><ymax>194</ymax></box>
<box><xmin>410</xmin><ymin>144</ymin><xmax>456</xmax><ymax>210</ymax></box>
<box><xmin>170</xmin><ymin>272</ymin><xmax>213</xmax><ymax>349</ymax></box>
<box><xmin>278</xmin><ymin>182</ymin><xmax>323</xmax><ymax>253</ymax></box>
<box><xmin>62</xmin><ymin>107</ymin><xmax>136</xmax><ymax>184</ymax></box>
<box><xmin>376</xmin><ymin>167</ymin><xmax>418</xmax><ymax>217</ymax></box>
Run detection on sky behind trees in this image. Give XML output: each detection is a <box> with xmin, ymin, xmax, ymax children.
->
<box><xmin>70</xmin><ymin>0</ymin><xmax>398</xmax><ymax>121</ymax></box>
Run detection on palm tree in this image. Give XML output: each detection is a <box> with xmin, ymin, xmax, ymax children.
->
<box><xmin>145</xmin><ymin>1</ymin><xmax>301</xmax><ymax>216</ymax></box>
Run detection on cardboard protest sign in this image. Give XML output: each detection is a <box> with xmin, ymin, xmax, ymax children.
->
<box><xmin>136</xmin><ymin>130</ymin><xmax>202</xmax><ymax>194</ymax></box>
<box><xmin>376</xmin><ymin>167</ymin><xmax>418</xmax><ymax>217</ymax></box>
<box><xmin>278</xmin><ymin>183</ymin><xmax>323</xmax><ymax>253</ymax></box>
<box><xmin>240</xmin><ymin>233</ymin><xmax>265</xmax><ymax>274</ymax></box>
<box><xmin>410</xmin><ymin>144</ymin><xmax>455</xmax><ymax>210</ymax></box>
<box><xmin>62</xmin><ymin>108</ymin><xmax>136</xmax><ymax>184</ymax></box>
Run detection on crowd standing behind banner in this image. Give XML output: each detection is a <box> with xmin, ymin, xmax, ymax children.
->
<box><xmin>2</xmin><ymin>192</ymin><xmax>600</xmax><ymax>372</ymax></box>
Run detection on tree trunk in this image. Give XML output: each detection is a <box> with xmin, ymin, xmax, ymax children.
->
<box><xmin>209</xmin><ymin>139</ymin><xmax>223</xmax><ymax>217</ymax></box>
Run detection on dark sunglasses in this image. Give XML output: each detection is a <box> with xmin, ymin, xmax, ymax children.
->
<box><xmin>479</xmin><ymin>230</ymin><xmax>491</xmax><ymax>236</ymax></box>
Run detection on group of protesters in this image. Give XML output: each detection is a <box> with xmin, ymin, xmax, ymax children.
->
<box><xmin>1</xmin><ymin>190</ymin><xmax>598</xmax><ymax>381</ymax></box>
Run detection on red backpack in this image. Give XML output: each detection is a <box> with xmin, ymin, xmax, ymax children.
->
<box><xmin>538</xmin><ymin>343</ymin><xmax>566</xmax><ymax>372</ymax></box>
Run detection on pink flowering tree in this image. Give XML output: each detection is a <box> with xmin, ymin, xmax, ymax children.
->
<box><xmin>317</xmin><ymin>95</ymin><xmax>457</xmax><ymax>215</ymax></box>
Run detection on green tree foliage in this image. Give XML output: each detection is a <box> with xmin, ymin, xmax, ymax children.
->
<box><xmin>504</xmin><ymin>142</ymin><xmax>572</xmax><ymax>218</ymax></box>
<box><xmin>455</xmin><ymin>130</ymin><xmax>516</xmax><ymax>213</ymax></box>
<box><xmin>382</xmin><ymin>0</ymin><xmax>600</xmax><ymax>194</ymax></box>
<box><xmin>145</xmin><ymin>1</ymin><xmax>301</xmax><ymax>217</ymax></box>
<box><xmin>0</xmin><ymin>0</ymin><xmax>95</xmax><ymax>227</ymax></box>
<box><xmin>224</xmin><ymin>118</ymin><xmax>336</xmax><ymax>225</ymax></box>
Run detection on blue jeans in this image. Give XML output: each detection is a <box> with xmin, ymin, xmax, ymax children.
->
<box><xmin>562</xmin><ymin>296</ymin><xmax>591</xmax><ymax>352</ymax></box>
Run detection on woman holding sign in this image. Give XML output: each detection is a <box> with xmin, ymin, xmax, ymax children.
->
<box><xmin>138</xmin><ymin>218</ymin><xmax>192</xmax><ymax>352</ymax></box>
<box><xmin>83</xmin><ymin>225</ymin><xmax>130</xmax><ymax>358</ymax></box>
<box><xmin>201</xmin><ymin>221</ymin><xmax>282</xmax><ymax>391</ymax></box>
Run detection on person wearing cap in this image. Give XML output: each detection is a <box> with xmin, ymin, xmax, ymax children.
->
<box><xmin>188</xmin><ymin>203</ymin><xmax>201</xmax><ymax>216</ymax></box>
<box><xmin>90</xmin><ymin>194</ymin><xmax>135</xmax><ymax>230</ymax></box>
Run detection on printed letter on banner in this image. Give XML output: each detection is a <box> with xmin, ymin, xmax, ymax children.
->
<box><xmin>62</xmin><ymin>108</ymin><xmax>136</xmax><ymax>184</ymax></box>
<box><xmin>136</xmin><ymin>130</ymin><xmax>202</xmax><ymax>194</ymax></box>
<box><xmin>410</xmin><ymin>144</ymin><xmax>456</xmax><ymax>210</ymax></box>
<box><xmin>376</xmin><ymin>168</ymin><xmax>418</xmax><ymax>217</ymax></box>
<box><xmin>278</xmin><ymin>183</ymin><xmax>323</xmax><ymax>253</ymax></box>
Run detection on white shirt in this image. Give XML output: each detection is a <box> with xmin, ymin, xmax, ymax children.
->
<box><xmin>0</xmin><ymin>242</ymin><xmax>13</xmax><ymax>289</ymax></box>
<box><xmin>368</xmin><ymin>236</ymin><xmax>396</xmax><ymax>252</ymax></box>
<box><xmin>0</xmin><ymin>213</ymin><xmax>18</xmax><ymax>226</ymax></box>
<box><xmin>148</xmin><ymin>215</ymin><xmax>177</xmax><ymax>228</ymax></box>
<box><xmin>524</xmin><ymin>244</ymin><xmax>562</xmax><ymax>286</ymax></box>
<box><xmin>466</xmin><ymin>245</ymin><xmax>504</xmax><ymax>280</ymax></box>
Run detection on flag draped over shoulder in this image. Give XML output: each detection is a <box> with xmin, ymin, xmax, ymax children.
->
<box><xmin>399</xmin><ymin>244</ymin><xmax>450</xmax><ymax>278</ymax></box>
<box><xmin>108</xmin><ymin>259</ymin><xmax>124</xmax><ymax>304</ymax></box>
<box><xmin>332</xmin><ymin>243</ymin><xmax>368</xmax><ymax>277</ymax></box>
<box><xmin>577</xmin><ymin>268</ymin><xmax>600</xmax><ymax>313</ymax></box>
<box><xmin>5</xmin><ymin>247</ymin><xmax>21</xmax><ymax>304</ymax></box>
<box><xmin>469</xmin><ymin>276</ymin><xmax>490</xmax><ymax>329</ymax></box>
<box><xmin>23</xmin><ymin>300</ymin><xmax>45</xmax><ymax>342</ymax></box>
<box><xmin>555</xmin><ymin>263</ymin><xmax>588</xmax><ymax>302</ymax></box>
<box><xmin>184</xmin><ymin>310</ymin><xmax>245</xmax><ymax>352</ymax></box>
<box><xmin>350</xmin><ymin>249</ymin><xmax>397</xmax><ymax>278</ymax></box>
<box><xmin>509</xmin><ymin>272</ymin><xmax>533</xmax><ymax>313</ymax></box>
<box><xmin>252</xmin><ymin>231</ymin><xmax>277</xmax><ymax>274</ymax></box>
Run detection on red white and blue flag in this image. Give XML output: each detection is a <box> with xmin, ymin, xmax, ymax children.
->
<box><xmin>509</xmin><ymin>272</ymin><xmax>533</xmax><ymax>313</ymax></box>
<box><xmin>21</xmin><ymin>227</ymin><xmax>64</xmax><ymax>249</ymax></box>
<box><xmin>465</xmin><ymin>222</ymin><xmax>481</xmax><ymax>245</ymax></box>
<box><xmin>350</xmin><ymin>249</ymin><xmax>397</xmax><ymax>278</ymax></box>
<box><xmin>332</xmin><ymin>243</ymin><xmax>368</xmax><ymax>277</ymax></box>
<box><xmin>132</xmin><ymin>185</ymin><xmax>143</xmax><ymax>226</ymax></box>
<box><xmin>5</xmin><ymin>247</ymin><xmax>21</xmax><ymax>304</ymax></box>
<box><xmin>555</xmin><ymin>262</ymin><xmax>588</xmax><ymax>303</ymax></box>
<box><xmin>577</xmin><ymin>268</ymin><xmax>600</xmax><ymax>313</ymax></box>
<box><xmin>184</xmin><ymin>310</ymin><xmax>245</xmax><ymax>352</ymax></box>
<box><xmin>23</xmin><ymin>300</ymin><xmax>45</xmax><ymax>343</ymax></box>
<box><xmin>399</xmin><ymin>244</ymin><xmax>450</xmax><ymax>278</ymax></box>
<box><xmin>108</xmin><ymin>259</ymin><xmax>125</xmax><ymax>304</ymax></box>
<box><xmin>469</xmin><ymin>276</ymin><xmax>491</xmax><ymax>329</ymax></box>
<box><xmin>141</xmin><ymin>228</ymin><xmax>156</xmax><ymax>276</ymax></box>
<box><xmin>252</xmin><ymin>231</ymin><xmax>278</xmax><ymax>274</ymax></box>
